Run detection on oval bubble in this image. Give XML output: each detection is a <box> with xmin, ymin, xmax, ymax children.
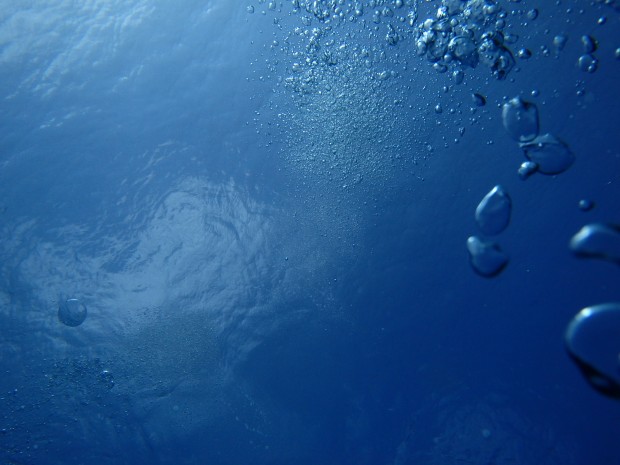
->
<box><xmin>570</xmin><ymin>223</ymin><xmax>620</xmax><ymax>264</ymax></box>
<box><xmin>565</xmin><ymin>303</ymin><xmax>620</xmax><ymax>399</ymax></box>
<box><xmin>100</xmin><ymin>369</ymin><xmax>115</xmax><ymax>389</ymax></box>
<box><xmin>58</xmin><ymin>298</ymin><xmax>88</xmax><ymax>327</ymax></box>
<box><xmin>448</xmin><ymin>36</ymin><xmax>478</xmax><ymax>68</ymax></box>
<box><xmin>520</xmin><ymin>133</ymin><xmax>575</xmax><ymax>175</ymax></box>
<box><xmin>466</xmin><ymin>236</ymin><xmax>509</xmax><ymax>277</ymax></box>
<box><xmin>472</xmin><ymin>93</ymin><xmax>486</xmax><ymax>107</ymax></box>
<box><xmin>475</xmin><ymin>185</ymin><xmax>511</xmax><ymax>236</ymax></box>
<box><xmin>502</xmin><ymin>97</ymin><xmax>539</xmax><ymax>142</ymax></box>
<box><xmin>580</xmin><ymin>35</ymin><xmax>597</xmax><ymax>53</ymax></box>
<box><xmin>517</xmin><ymin>161</ymin><xmax>538</xmax><ymax>180</ymax></box>
<box><xmin>578</xmin><ymin>199</ymin><xmax>595</xmax><ymax>212</ymax></box>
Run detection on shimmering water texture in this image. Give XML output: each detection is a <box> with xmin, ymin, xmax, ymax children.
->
<box><xmin>565</xmin><ymin>304</ymin><xmax>620</xmax><ymax>399</ymax></box>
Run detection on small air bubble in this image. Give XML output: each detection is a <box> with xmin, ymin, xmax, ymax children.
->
<box><xmin>526</xmin><ymin>9</ymin><xmax>538</xmax><ymax>20</ymax></box>
<box><xmin>553</xmin><ymin>34</ymin><xmax>568</xmax><ymax>51</ymax></box>
<box><xmin>518</xmin><ymin>161</ymin><xmax>538</xmax><ymax>180</ymax></box>
<box><xmin>472</xmin><ymin>93</ymin><xmax>486</xmax><ymax>107</ymax></box>
<box><xmin>578</xmin><ymin>199</ymin><xmax>594</xmax><ymax>212</ymax></box>
<box><xmin>578</xmin><ymin>54</ymin><xmax>599</xmax><ymax>73</ymax></box>
<box><xmin>581</xmin><ymin>35</ymin><xmax>597</xmax><ymax>53</ymax></box>
<box><xmin>466</xmin><ymin>236</ymin><xmax>509</xmax><ymax>277</ymax></box>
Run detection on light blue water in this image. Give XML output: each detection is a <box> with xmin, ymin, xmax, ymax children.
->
<box><xmin>1</xmin><ymin>1</ymin><xmax>620</xmax><ymax>464</ymax></box>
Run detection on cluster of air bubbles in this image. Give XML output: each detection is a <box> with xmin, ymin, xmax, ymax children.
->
<box><xmin>501</xmin><ymin>96</ymin><xmax>574</xmax><ymax>179</ymax></box>
<box><xmin>467</xmin><ymin>95</ymin><xmax>578</xmax><ymax>278</ymax></box>
<box><xmin>467</xmin><ymin>185</ymin><xmax>511</xmax><ymax>277</ymax></box>
<box><xmin>413</xmin><ymin>0</ymin><xmax>516</xmax><ymax>81</ymax></box>
<box><xmin>58</xmin><ymin>298</ymin><xmax>88</xmax><ymax>327</ymax></box>
<box><xmin>578</xmin><ymin>35</ymin><xmax>599</xmax><ymax>73</ymax></box>
<box><xmin>462</xmin><ymin>84</ymin><xmax>618</xmax><ymax>397</ymax></box>
<box><xmin>497</xmin><ymin>95</ymin><xmax>618</xmax><ymax>400</ymax></box>
<box><xmin>247</xmin><ymin>0</ymin><xmax>441</xmax><ymax>196</ymax></box>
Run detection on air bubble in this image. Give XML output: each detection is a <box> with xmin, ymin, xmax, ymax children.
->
<box><xmin>100</xmin><ymin>370</ymin><xmax>115</xmax><ymax>389</ymax></box>
<box><xmin>517</xmin><ymin>48</ymin><xmax>532</xmax><ymax>59</ymax></box>
<box><xmin>475</xmin><ymin>185</ymin><xmax>512</xmax><ymax>236</ymax></box>
<box><xmin>570</xmin><ymin>223</ymin><xmax>620</xmax><ymax>264</ymax></box>
<box><xmin>553</xmin><ymin>34</ymin><xmax>568</xmax><ymax>51</ymax></box>
<box><xmin>526</xmin><ymin>9</ymin><xmax>538</xmax><ymax>20</ymax></box>
<box><xmin>518</xmin><ymin>161</ymin><xmax>538</xmax><ymax>180</ymax></box>
<box><xmin>581</xmin><ymin>35</ymin><xmax>597</xmax><ymax>53</ymax></box>
<box><xmin>448</xmin><ymin>36</ymin><xmax>479</xmax><ymax>68</ymax></box>
<box><xmin>58</xmin><ymin>298</ymin><xmax>88</xmax><ymax>327</ymax></box>
<box><xmin>565</xmin><ymin>303</ymin><xmax>620</xmax><ymax>399</ymax></box>
<box><xmin>478</xmin><ymin>36</ymin><xmax>515</xmax><ymax>80</ymax></box>
<box><xmin>453</xmin><ymin>69</ymin><xmax>465</xmax><ymax>85</ymax></box>
<box><xmin>502</xmin><ymin>97</ymin><xmax>539</xmax><ymax>142</ymax></box>
<box><xmin>578</xmin><ymin>199</ymin><xmax>594</xmax><ymax>212</ymax></box>
<box><xmin>472</xmin><ymin>93</ymin><xmax>486</xmax><ymax>107</ymax></box>
<box><xmin>466</xmin><ymin>236</ymin><xmax>509</xmax><ymax>277</ymax></box>
<box><xmin>578</xmin><ymin>54</ymin><xmax>598</xmax><ymax>73</ymax></box>
<box><xmin>520</xmin><ymin>133</ymin><xmax>575</xmax><ymax>174</ymax></box>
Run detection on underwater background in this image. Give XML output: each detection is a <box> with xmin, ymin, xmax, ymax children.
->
<box><xmin>1</xmin><ymin>1</ymin><xmax>619</xmax><ymax>464</ymax></box>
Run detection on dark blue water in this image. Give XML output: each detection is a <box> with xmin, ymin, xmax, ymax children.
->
<box><xmin>1</xmin><ymin>1</ymin><xmax>620</xmax><ymax>464</ymax></box>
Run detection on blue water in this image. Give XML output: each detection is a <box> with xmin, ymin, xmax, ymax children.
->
<box><xmin>1</xmin><ymin>1</ymin><xmax>619</xmax><ymax>464</ymax></box>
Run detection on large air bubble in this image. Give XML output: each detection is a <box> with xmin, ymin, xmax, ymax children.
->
<box><xmin>520</xmin><ymin>133</ymin><xmax>575</xmax><ymax>175</ymax></box>
<box><xmin>570</xmin><ymin>223</ymin><xmax>620</xmax><ymax>264</ymax></box>
<box><xmin>502</xmin><ymin>97</ymin><xmax>539</xmax><ymax>142</ymax></box>
<box><xmin>58</xmin><ymin>298</ymin><xmax>88</xmax><ymax>327</ymax></box>
<box><xmin>565</xmin><ymin>303</ymin><xmax>620</xmax><ymax>399</ymax></box>
<box><xmin>466</xmin><ymin>236</ymin><xmax>509</xmax><ymax>277</ymax></box>
<box><xmin>475</xmin><ymin>185</ymin><xmax>511</xmax><ymax>236</ymax></box>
